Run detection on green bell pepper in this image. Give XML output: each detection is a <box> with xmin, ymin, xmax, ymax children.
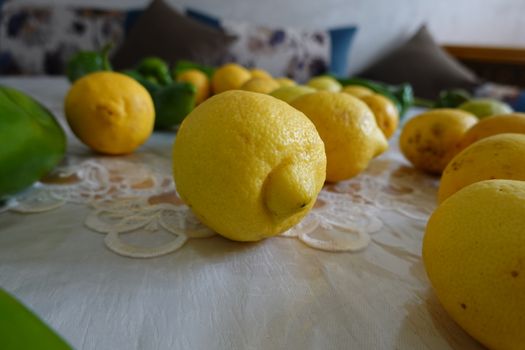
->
<box><xmin>123</xmin><ymin>69</ymin><xmax>196</xmax><ymax>129</ymax></box>
<box><xmin>66</xmin><ymin>44</ymin><xmax>112</xmax><ymax>83</ymax></box>
<box><xmin>136</xmin><ymin>57</ymin><xmax>173</xmax><ymax>86</ymax></box>
<box><xmin>0</xmin><ymin>86</ymin><xmax>66</xmax><ymax>199</ymax></box>
<box><xmin>337</xmin><ymin>77</ymin><xmax>414</xmax><ymax>119</ymax></box>
<box><xmin>0</xmin><ymin>288</ymin><xmax>71</xmax><ymax>349</ymax></box>
<box><xmin>434</xmin><ymin>89</ymin><xmax>472</xmax><ymax>108</ymax></box>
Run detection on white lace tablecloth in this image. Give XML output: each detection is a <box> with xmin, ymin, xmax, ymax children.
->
<box><xmin>0</xmin><ymin>77</ymin><xmax>485</xmax><ymax>350</ymax></box>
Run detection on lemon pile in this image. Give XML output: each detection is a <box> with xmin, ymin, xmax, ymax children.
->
<box><xmin>62</xmin><ymin>59</ymin><xmax>525</xmax><ymax>348</ymax></box>
<box><xmin>171</xmin><ymin>69</ymin><xmax>399</xmax><ymax>241</ymax></box>
<box><xmin>395</xmin><ymin>97</ymin><xmax>525</xmax><ymax>347</ymax></box>
<box><xmin>62</xmin><ymin>63</ymin><xmax>402</xmax><ymax>246</ymax></box>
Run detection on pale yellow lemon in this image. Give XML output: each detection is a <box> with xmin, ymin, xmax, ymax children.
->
<box><xmin>438</xmin><ymin>133</ymin><xmax>525</xmax><ymax>203</ymax></box>
<box><xmin>176</xmin><ymin>69</ymin><xmax>210</xmax><ymax>105</ymax></box>
<box><xmin>291</xmin><ymin>91</ymin><xmax>388</xmax><ymax>182</ymax></box>
<box><xmin>250</xmin><ymin>68</ymin><xmax>273</xmax><ymax>80</ymax></box>
<box><xmin>172</xmin><ymin>91</ymin><xmax>326</xmax><ymax>242</ymax></box>
<box><xmin>360</xmin><ymin>93</ymin><xmax>399</xmax><ymax>139</ymax></box>
<box><xmin>64</xmin><ymin>71</ymin><xmax>154</xmax><ymax>155</ymax></box>
<box><xmin>399</xmin><ymin>109</ymin><xmax>477</xmax><ymax>174</ymax></box>
<box><xmin>307</xmin><ymin>76</ymin><xmax>342</xmax><ymax>92</ymax></box>
<box><xmin>424</xmin><ymin>179</ymin><xmax>525</xmax><ymax>350</ymax></box>
<box><xmin>211</xmin><ymin>63</ymin><xmax>251</xmax><ymax>94</ymax></box>
<box><xmin>342</xmin><ymin>85</ymin><xmax>374</xmax><ymax>98</ymax></box>
<box><xmin>458</xmin><ymin>98</ymin><xmax>513</xmax><ymax>119</ymax></box>
<box><xmin>275</xmin><ymin>77</ymin><xmax>297</xmax><ymax>87</ymax></box>
<box><xmin>269</xmin><ymin>85</ymin><xmax>316</xmax><ymax>104</ymax></box>
<box><xmin>240</xmin><ymin>77</ymin><xmax>280</xmax><ymax>94</ymax></box>
<box><xmin>457</xmin><ymin>113</ymin><xmax>525</xmax><ymax>152</ymax></box>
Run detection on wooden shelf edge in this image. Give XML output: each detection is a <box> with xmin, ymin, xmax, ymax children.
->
<box><xmin>443</xmin><ymin>45</ymin><xmax>525</xmax><ymax>65</ymax></box>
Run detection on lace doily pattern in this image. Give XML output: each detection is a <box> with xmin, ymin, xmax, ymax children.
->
<box><xmin>5</xmin><ymin>148</ymin><xmax>438</xmax><ymax>258</ymax></box>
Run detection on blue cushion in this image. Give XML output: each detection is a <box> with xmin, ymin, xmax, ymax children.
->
<box><xmin>186</xmin><ymin>8</ymin><xmax>221</xmax><ymax>29</ymax></box>
<box><xmin>329</xmin><ymin>26</ymin><xmax>358</xmax><ymax>77</ymax></box>
<box><xmin>507</xmin><ymin>92</ymin><xmax>525</xmax><ymax>112</ymax></box>
<box><xmin>185</xmin><ymin>8</ymin><xmax>357</xmax><ymax>77</ymax></box>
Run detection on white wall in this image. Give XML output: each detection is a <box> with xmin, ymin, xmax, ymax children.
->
<box><xmin>15</xmin><ymin>0</ymin><xmax>525</xmax><ymax>74</ymax></box>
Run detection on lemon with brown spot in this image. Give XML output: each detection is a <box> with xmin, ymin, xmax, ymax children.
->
<box><xmin>176</xmin><ymin>69</ymin><xmax>210</xmax><ymax>105</ymax></box>
<box><xmin>211</xmin><ymin>63</ymin><xmax>251</xmax><ymax>94</ymax></box>
<box><xmin>399</xmin><ymin>109</ymin><xmax>477</xmax><ymax>174</ymax></box>
<box><xmin>173</xmin><ymin>90</ymin><xmax>326</xmax><ymax>242</ymax></box>
<box><xmin>64</xmin><ymin>71</ymin><xmax>154</xmax><ymax>155</ymax></box>
<box><xmin>438</xmin><ymin>133</ymin><xmax>525</xmax><ymax>203</ymax></box>
<box><xmin>424</xmin><ymin>179</ymin><xmax>525</xmax><ymax>350</ymax></box>
<box><xmin>291</xmin><ymin>91</ymin><xmax>387</xmax><ymax>182</ymax></box>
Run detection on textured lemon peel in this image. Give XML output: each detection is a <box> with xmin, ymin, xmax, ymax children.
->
<box><xmin>263</xmin><ymin>159</ymin><xmax>315</xmax><ymax>220</ymax></box>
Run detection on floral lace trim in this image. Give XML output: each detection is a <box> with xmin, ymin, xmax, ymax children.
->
<box><xmin>4</xmin><ymin>151</ymin><xmax>438</xmax><ymax>258</ymax></box>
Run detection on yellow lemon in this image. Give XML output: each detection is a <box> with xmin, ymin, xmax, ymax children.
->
<box><xmin>423</xmin><ymin>179</ymin><xmax>525</xmax><ymax>350</ymax></box>
<box><xmin>64</xmin><ymin>71</ymin><xmax>154</xmax><ymax>155</ymax></box>
<box><xmin>173</xmin><ymin>91</ymin><xmax>326</xmax><ymax>242</ymax></box>
<box><xmin>291</xmin><ymin>91</ymin><xmax>388</xmax><ymax>182</ymax></box>
<box><xmin>176</xmin><ymin>69</ymin><xmax>210</xmax><ymax>105</ymax></box>
<box><xmin>360</xmin><ymin>93</ymin><xmax>399</xmax><ymax>139</ymax></box>
<box><xmin>342</xmin><ymin>85</ymin><xmax>374</xmax><ymax>98</ymax></box>
<box><xmin>211</xmin><ymin>63</ymin><xmax>251</xmax><ymax>94</ymax></box>
<box><xmin>240</xmin><ymin>77</ymin><xmax>280</xmax><ymax>94</ymax></box>
<box><xmin>438</xmin><ymin>133</ymin><xmax>525</xmax><ymax>203</ymax></box>
<box><xmin>458</xmin><ymin>113</ymin><xmax>525</xmax><ymax>152</ymax></box>
<box><xmin>269</xmin><ymin>85</ymin><xmax>316</xmax><ymax>104</ymax></box>
<box><xmin>307</xmin><ymin>76</ymin><xmax>342</xmax><ymax>92</ymax></box>
<box><xmin>250</xmin><ymin>68</ymin><xmax>273</xmax><ymax>80</ymax></box>
<box><xmin>399</xmin><ymin>109</ymin><xmax>477</xmax><ymax>174</ymax></box>
<box><xmin>275</xmin><ymin>77</ymin><xmax>296</xmax><ymax>87</ymax></box>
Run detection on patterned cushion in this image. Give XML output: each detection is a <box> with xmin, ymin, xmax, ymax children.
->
<box><xmin>186</xmin><ymin>8</ymin><xmax>357</xmax><ymax>82</ymax></box>
<box><xmin>220</xmin><ymin>20</ymin><xmax>330</xmax><ymax>82</ymax></box>
<box><xmin>0</xmin><ymin>2</ymin><xmax>137</xmax><ymax>75</ymax></box>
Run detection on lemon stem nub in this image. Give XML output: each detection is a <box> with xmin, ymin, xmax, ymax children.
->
<box><xmin>263</xmin><ymin>161</ymin><xmax>315</xmax><ymax>219</ymax></box>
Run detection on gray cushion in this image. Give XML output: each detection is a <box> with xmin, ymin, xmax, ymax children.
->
<box><xmin>112</xmin><ymin>0</ymin><xmax>233</xmax><ymax>70</ymax></box>
<box><xmin>358</xmin><ymin>25</ymin><xmax>480</xmax><ymax>99</ymax></box>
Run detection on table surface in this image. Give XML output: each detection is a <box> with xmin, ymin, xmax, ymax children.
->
<box><xmin>0</xmin><ymin>77</ymin><xmax>485</xmax><ymax>350</ymax></box>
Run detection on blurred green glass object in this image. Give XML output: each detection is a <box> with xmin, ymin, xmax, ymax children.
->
<box><xmin>0</xmin><ymin>288</ymin><xmax>71</xmax><ymax>349</ymax></box>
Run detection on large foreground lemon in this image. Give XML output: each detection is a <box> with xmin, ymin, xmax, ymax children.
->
<box><xmin>65</xmin><ymin>71</ymin><xmax>154</xmax><ymax>155</ymax></box>
<box><xmin>291</xmin><ymin>91</ymin><xmax>387</xmax><ymax>182</ymax></box>
<box><xmin>423</xmin><ymin>179</ymin><xmax>525</xmax><ymax>350</ymax></box>
<box><xmin>438</xmin><ymin>134</ymin><xmax>525</xmax><ymax>203</ymax></box>
<box><xmin>173</xmin><ymin>91</ymin><xmax>326</xmax><ymax>241</ymax></box>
